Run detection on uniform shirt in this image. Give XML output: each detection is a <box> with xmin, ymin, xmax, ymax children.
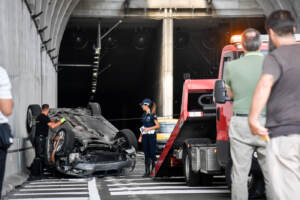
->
<box><xmin>35</xmin><ymin>114</ymin><xmax>51</xmax><ymax>137</ymax></box>
<box><xmin>224</xmin><ymin>52</ymin><xmax>265</xmax><ymax>115</ymax></box>
<box><xmin>0</xmin><ymin>66</ymin><xmax>12</xmax><ymax>123</ymax></box>
<box><xmin>141</xmin><ymin>113</ymin><xmax>157</xmax><ymax>128</ymax></box>
<box><xmin>262</xmin><ymin>44</ymin><xmax>300</xmax><ymax>138</ymax></box>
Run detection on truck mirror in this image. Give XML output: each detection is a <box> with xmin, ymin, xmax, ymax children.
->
<box><xmin>214</xmin><ymin>80</ymin><xmax>230</xmax><ymax>104</ymax></box>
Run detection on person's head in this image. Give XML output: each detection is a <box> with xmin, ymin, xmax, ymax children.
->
<box><xmin>41</xmin><ymin>104</ymin><xmax>50</xmax><ymax>115</ymax></box>
<box><xmin>241</xmin><ymin>28</ymin><xmax>261</xmax><ymax>52</ymax></box>
<box><xmin>139</xmin><ymin>98</ymin><xmax>156</xmax><ymax>114</ymax></box>
<box><xmin>265</xmin><ymin>10</ymin><xmax>296</xmax><ymax>47</ymax></box>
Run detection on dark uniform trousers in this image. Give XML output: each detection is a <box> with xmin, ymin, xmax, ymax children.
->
<box><xmin>0</xmin><ymin>148</ymin><xmax>6</xmax><ymax>197</ymax></box>
<box><xmin>0</xmin><ymin>124</ymin><xmax>11</xmax><ymax>197</ymax></box>
<box><xmin>142</xmin><ymin>134</ymin><xmax>156</xmax><ymax>162</ymax></box>
<box><xmin>33</xmin><ymin>135</ymin><xmax>46</xmax><ymax>176</ymax></box>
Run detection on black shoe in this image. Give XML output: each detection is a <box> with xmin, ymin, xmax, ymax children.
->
<box><xmin>143</xmin><ymin>158</ymin><xmax>150</xmax><ymax>177</ymax></box>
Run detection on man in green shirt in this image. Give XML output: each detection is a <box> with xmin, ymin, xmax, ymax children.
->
<box><xmin>224</xmin><ymin>28</ymin><xmax>271</xmax><ymax>200</ymax></box>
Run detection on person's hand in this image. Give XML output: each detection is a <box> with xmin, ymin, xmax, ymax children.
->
<box><xmin>143</xmin><ymin>127</ymin><xmax>150</xmax><ymax>132</ymax></box>
<box><xmin>60</xmin><ymin>117</ymin><xmax>66</xmax><ymax>123</ymax></box>
<box><xmin>249</xmin><ymin>118</ymin><xmax>269</xmax><ymax>136</ymax></box>
<box><xmin>138</xmin><ymin>136</ymin><xmax>142</xmax><ymax>143</ymax></box>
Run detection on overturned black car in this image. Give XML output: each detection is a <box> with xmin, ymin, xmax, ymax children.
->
<box><xmin>26</xmin><ymin>102</ymin><xmax>137</xmax><ymax>177</ymax></box>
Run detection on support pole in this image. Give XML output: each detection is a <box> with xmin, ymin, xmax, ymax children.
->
<box><xmin>159</xmin><ymin>8</ymin><xmax>174</xmax><ymax>117</ymax></box>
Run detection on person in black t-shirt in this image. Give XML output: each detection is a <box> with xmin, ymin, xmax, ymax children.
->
<box><xmin>34</xmin><ymin>104</ymin><xmax>65</xmax><ymax>176</ymax></box>
<box><xmin>249</xmin><ymin>10</ymin><xmax>300</xmax><ymax>199</ymax></box>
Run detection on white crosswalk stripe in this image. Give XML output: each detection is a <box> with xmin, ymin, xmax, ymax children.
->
<box><xmin>6</xmin><ymin>178</ymin><xmax>93</xmax><ymax>200</ymax></box>
<box><xmin>104</xmin><ymin>176</ymin><xmax>230</xmax><ymax>196</ymax></box>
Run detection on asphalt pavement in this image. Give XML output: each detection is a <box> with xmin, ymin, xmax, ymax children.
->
<box><xmin>4</xmin><ymin>151</ymin><xmax>230</xmax><ymax>200</ymax></box>
<box><xmin>96</xmin><ymin>151</ymin><xmax>230</xmax><ymax>200</ymax></box>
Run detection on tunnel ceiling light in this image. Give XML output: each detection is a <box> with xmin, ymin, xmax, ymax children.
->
<box><xmin>71</xmin><ymin>27</ymin><xmax>88</xmax><ymax>50</ymax></box>
<box><xmin>133</xmin><ymin>33</ymin><xmax>149</xmax><ymax>50</ymax></box>
<box><xmin>104</xmin><ymin>36</ymin><xmax>118</xmax><ymax>49</ymax></box>
<box><xmin>174</xmin><ymin>31</ymin><xmax>189</xmax><ymax>49</ymax></box>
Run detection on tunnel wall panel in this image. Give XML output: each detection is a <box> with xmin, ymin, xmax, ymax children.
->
<box><xmin>0</xmin><ymin>0</ymin><xmax>57</xmax><ymax>195</ymax></box>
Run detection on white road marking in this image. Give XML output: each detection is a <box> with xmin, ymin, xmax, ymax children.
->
<box><xmin>88</xmin><ymin>177</ymin><xmax>101</xmax><ymax>200</ymax></box>
<box><xmin>213</xmin><ymin>175</ymin><xmax>226</xmax><ymax>178</ymax></box>
<box><xmin>19</xmin><ymin>187</ymin><xmax>88</xmax><ymax>191</ymax></box>
<box><xmin>7</xmin><ymin>198</ymin><xmax>89</xmax><ymax>200</ymax></box>
<box><xmin>29</xmin><ymin>181</ymin><xmax>87</xmax><ymax>185</ymax></box>
<box><xmin>107</xmin><ymin>182</ymin><xmax>185</xmax><ymax>187</ymax></box>
<box><xmin>24</xmin><ymin>184</ymin><xmax>87</xmax><ymax>188</ymax></box>
<box><xmin>110</xmin><ymin>189</ymin><xmax>230</xmax><ymax>196</ymax></box>
<box><xmin>13</xmin><ymin>192</ymin><xmax>89</xmax><ymax>196</ymax></box>
<box><xmin>104</xmin><ymin>178</ymin><xmax>152</xmax><ymax>182</ymax></box>
<box><xmin>28</xmin><ymin>178</ymin><xmax>88</xmax><ymax>183</ymax></box>
<box><xmin>109</xmin><ymin>185</ymin><xmax>228</xmax><ymax>191</ymax></box>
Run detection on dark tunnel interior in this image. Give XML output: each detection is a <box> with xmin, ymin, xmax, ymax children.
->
<box><xmin>58</xmin><ymin>17</ymin><xmax>266</xmax><ymax>136</ymax></box>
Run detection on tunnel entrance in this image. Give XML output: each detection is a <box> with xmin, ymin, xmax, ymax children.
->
<box><xmin>59</xmin><ymin>18</ymin><xmax>161</xmax><ymax>134</ymax></box>
<box><xmin>58</xmin><ymin>17</ymin><xmax>265</xmax><ymax>134</ymax></box>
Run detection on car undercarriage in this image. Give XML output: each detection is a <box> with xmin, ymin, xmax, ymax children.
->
<box><xmin>26</xmin><ymin>102</ymin><xmax>137</xmax><ymax>177</ymax></box>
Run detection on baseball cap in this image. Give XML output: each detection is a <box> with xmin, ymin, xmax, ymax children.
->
<box><xmin>139</xmin><ymin>98</ymin><xmax>152</xmax><ymax>106</ymax></box>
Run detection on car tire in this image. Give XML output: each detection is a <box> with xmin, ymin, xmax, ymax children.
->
<box><xmin>47</xmin><ymin>124</ymin><xmax>75</xmax><ymax>162</ymax></box>
<box><xmin>225</xmin><ymin>158</ymin><xmax>265</xmax><ymax>198</ymax></box>
<box><xmin>116</xmin><ymin>129</ymin><xmax>138</xmax><ymax>150</ymax></box>
<box><xmin>183</xmin><ymin>148</ymin><xmax>201</xmax><ymax>186</ymax></box>
<box><xmin>26</xmin><ymin>104</ymin><xmax>42</xmax><ymax>146</ymax></box>
<box><xmin>88</xmin><ymin>102</ymin><xmax>101</xmax><ymax>116</ymax></box>
<box><xmin>56</xmin><ymin>126</ymin><xmax>75</xmax><ymax>156</ymax></box>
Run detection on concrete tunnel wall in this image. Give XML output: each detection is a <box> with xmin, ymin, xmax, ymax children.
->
<box><xmin>0</xmin><ymin>0</ymin><xmax>80</xmax><ymax>196</ymax></box>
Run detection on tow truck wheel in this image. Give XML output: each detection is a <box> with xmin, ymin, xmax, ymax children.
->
<box><xmin>183</xmin><ymin>148</ymin><xmax>201</xmax><ymax>186</ymax></box>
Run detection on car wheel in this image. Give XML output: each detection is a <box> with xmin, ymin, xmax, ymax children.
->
<box><xmin>116</xmin><ymin>129</ymin><xmax>138</xmax><ymax>150</ymax></box>
<box><xmin>26</xmin><ymin>104</ymin><xmax>41</xmax><ymax>145</ymax></box>
<box><xmin>183</xmin><ymin>148</ymin><xmax>201</xmax><ymax>186</ymax></box>
<box><xmin>47</xmin><ymin>124</ymin><xmax>75</xmax><ymax>162</ymax></box>
<box><xmin>88</xmin><ymin>102</ymin><xmax>101</xmax><ymax>116</ymax></box>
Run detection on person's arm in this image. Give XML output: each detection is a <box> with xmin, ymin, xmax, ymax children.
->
<box><xmin>138</xmin><ymin>133</ymin><xmax>142</xmax><ymax>143</ymax></box>
<box><xmin>0</xmin><ymin>68</ymin><xmax>13</xmax><ymax>116</ymax></box>
<box><xmin>224</xmin><ymin>62</ymin><xmax>234</xmax><ymax>99</ymax></box>
<box><xmin>226</xmin><ymin>87</ymin><xmax>234</xmax><ymax>99</ymax></box>
<box><xmin>48</xmin><ymin>118</ymin><xmax>66</xmax><ymax>129</ymax></box>
<box><xmin>0</xmin><ymin>99</ymin><xmax>13</xmax><ymax>116</ymax></box>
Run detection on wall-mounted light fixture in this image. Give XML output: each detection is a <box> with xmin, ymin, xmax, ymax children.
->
<box><xmin>32</xmin><ymin>11</ymin><xmax>43</xmax><ymax>19</ymax></box>
<box><xmin>47</xmin><ymin>48</ymin><xmax>55</xmax><ymax>53</ymax></box>
<box><xmin>43</xmin><ymin>38</ymin><xmax>52</xmax><ymax>44</ymax></box>
<box><xmin>38</xmin><ymin>26</ymin><xmax>48</xmax><ymax>33</ymax></box>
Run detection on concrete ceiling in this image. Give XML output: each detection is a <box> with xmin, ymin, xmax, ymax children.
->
<box><xmin>26</xmin><ymin>0</ymin><xmax>300</xmax><ymax>61</ymax></box>
<box><xmin>25</xmin><ymin>0</ymin><xmax>81</xmax><ymax>58</ymax></box>
<box><xmin>256</xmin><ymin>0</ymin><xmax>300</xmax><ymax>32</ymax></box>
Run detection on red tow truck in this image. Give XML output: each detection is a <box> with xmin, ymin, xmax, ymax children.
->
<box><xmin>152</xmin><ymin>34</ymin><xmax>276</xmax><ymax>195</ymax></box>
